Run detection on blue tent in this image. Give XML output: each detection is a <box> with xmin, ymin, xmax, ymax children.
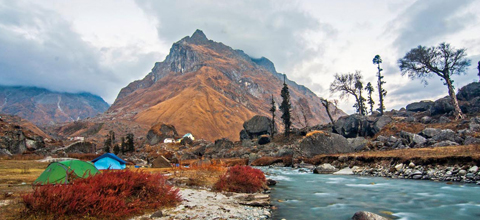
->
<box><xmin>92</xmin><ymin>153</ymin><xmax>127</xmax><ymax>170</ymax></box>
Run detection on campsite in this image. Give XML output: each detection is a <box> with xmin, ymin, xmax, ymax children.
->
<box><xmin>0</xmin><ymin>154</ymin><xmax>268</xmax><ymax>220</ymax></box>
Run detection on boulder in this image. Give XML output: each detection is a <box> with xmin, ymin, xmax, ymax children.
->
<box><xmin>469</xmin><ymin>166</ymin><xmax>478</xmax><ymax>173</ymax></box>
<box><xmin>351</xmin><ymin>211</ymin><xmax>389</xmax><ymax>220</ymax></box>
<box><xmin>214</xmin><ymin>138</ymin><xmax>234</xmax><ymax>149</ymax></box>
<box><xmin>347</xmin><ymin>137</ymin><xmax>368</xmax><ymax>152</ymax></box>
<box><xmin>420</xmin><ymin>116</ymin><xmax>432</xmax><ymax>124</ymax></box>
<box><xmin>432</xmin><ymin>140</ymin><xmax>459</xmax><ymax>147</ymax></box>
<box><xmin>313</xmin><ymin>163</ymin><xmax>337</xmax><ymax>174</ymax></box>
<box><xmin>180</xmin><ymin>137</ymin><xmax>193</xmax><ymax>146</ymax></box>
<box><xmin>242</xmin><ymin>115</ymin><xmax>276</xmax><ymax>139</ymax></box>
<box><xmin>151</xmin><ymin>155</ymin><xmax>172</xmax><ymax>168</ymax></box>
<box><xmin>64</xmin><ymin>141</ymin><xmax>95</xmax><ymax>153</ymax></box>
<box><xmin>438</xmin><ymin>116</ymin><xmax>451</xmax><ymax>124</ymax></box>
<box><xmin>406</xmin><ymin>100</ymin><xmax>433</xmax><ymax>112</ymax></box>
<box><xmin>400</xmin><ymin>131</ymin><xmax>426</xmax><ymax>147</ymax></box>
<box><xmin>372</xmin><ymin>115</ymin><xmax>392</xmax><ymax>133</ymax></box>
<box><xmin>333</xmin><ymin>114</ymin><xmax>375</xmax><ymax>138</ymax></box>
<box><xmin>464</xmin><ymin>136</ymin><xmax>480</xmax><ymax>145</ymax></box>
<box><xmin>432</xmin><ymin>129</ymin><xmax>456</xmax><ymax>142</ymax></box>
<box><xmin>239</xmin><ymin>129</ymin><xmax>249</xmax><ymax>140</ymax></box>
<box><xmin>431</xmin><ymin>97</ymin><xmax>454</xmax><ymax>115</ymax></box>
<box><xmin>457</xmin><ymin>82</ymin><xmax>480</xmax><ymax>101</ymax></box>
<box><xmin>420</xmin><ymin>128</ymin><xmax>440</xmax><ymax>138</ymax></box>
<box><xmin>257</xmin><ymin>135</ymin><xmax>271</xmax><ymax>145</ymax></box>
<box><xmin>146</xmin><ymin>123</ymin><xmax>178</xmax><ymax>145</ymax></box>
<box><xmin>300</xmin><ymin>132</ymin><xmax>353</xmax><ymax>158</ymax></box>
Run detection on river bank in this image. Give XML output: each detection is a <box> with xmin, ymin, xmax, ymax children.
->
<box><xmin>133</xmin><ymin>188</ymin><xmax>271</xmax><ymax>220</ymax></box>
<box><xmin>299</xmin><ymin>154</ymin><xmax>480</xmax><ymax>184</ymax></box>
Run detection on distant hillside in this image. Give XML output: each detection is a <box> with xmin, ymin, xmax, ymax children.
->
<box><xmin>0</xmin><ymin>86</ymin><xmax>109</xmax><ymax>125</ymax></box>
<box><xmin>106</xmin><ymin>30</ymin><xmax>344</xmax><ymax>141</ymax></box>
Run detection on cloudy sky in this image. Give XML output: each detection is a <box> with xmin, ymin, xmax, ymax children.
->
<box><xmin>1</xmin><ymin>0</ymin><xmax>479</xmax><ymax>113</ymax></box>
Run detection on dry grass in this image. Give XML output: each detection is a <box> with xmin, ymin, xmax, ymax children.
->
<box><xmin>251</xmin><ymin>156</ymin><xmax>293</xmax><ymax>166</ymax></box>
<box><xmin>0</xmin><ymin>160</ymin><xmax>49</xmax><ymax>220</ymax></box>
<box><xmin>375</xmin><ymin>122</ymin><xmax>427</xmax><ymax>138</ymax></box>
<box><xmin>306</xmin><ymin>130</ymin><xmax>329</xmax><ymax>137</ymax></box>
<box><xmin>338</xmin><ymin>145</ymin><xmax>480</xmax><ymax>159</ymax></box>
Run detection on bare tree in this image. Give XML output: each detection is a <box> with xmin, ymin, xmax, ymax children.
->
<box><xmin>398</xmin><ymin>42</ymin><xmax>471</xmax><ymax>120</ymax></box>
<box><xmin>330</xmin><ymin>71</ymin><xmax>366</xmax><ymax>115</ymax></box>
<box><xmin>320</xmin><ymin>98</ymin><xmax>338</xmax><ymax>124</ymax></box>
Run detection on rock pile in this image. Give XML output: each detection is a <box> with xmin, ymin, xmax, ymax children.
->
<box><xmin>372</xmin><ymin>117</ymin><xmax>480</xmax><ymax>150</ymax></box>
<box><xmin>352</xmin><ymin>163</ymin><xmax>480</xmax><ymax>184</ymax></box>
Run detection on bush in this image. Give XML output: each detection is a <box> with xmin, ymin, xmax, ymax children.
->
<box><xmin>213</xmin><ymin>165</ymin><xmax>266</xmax><ymax>193</ymax></box>
<box><xmin>22</xmin><ymin>170</ymin><xmax>181</xmax><ymax>219</ymax></box>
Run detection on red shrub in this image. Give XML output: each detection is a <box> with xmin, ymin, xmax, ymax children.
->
<box><xmin>213</xmin><ymin>165</ymin><xmax>266</xmax><ymax>193</ymax></box>
<box><xmin>22</xmin><ymin>170</ymin><xmax>181</xmax><ymax>219</ymax></box>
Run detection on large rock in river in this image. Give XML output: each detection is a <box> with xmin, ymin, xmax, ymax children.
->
<box><xmin>300</xmin><ymin>131</ymin><xmax>353</xmax><ymax>158</ymax></box>
<box><xmin>352</xmin><ymin>211</ymin><xmax>389</xmax><ymax>220</ymax></box>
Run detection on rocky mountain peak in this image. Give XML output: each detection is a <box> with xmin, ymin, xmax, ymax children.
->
<box><xmin>109</xmin><ymin>30</ymin><xmax>345</xmax><ymax>141</ymax></box>
<box><xmin>187</xmin><ymin>29</ymin><xmax>209</xmax><ymax>45</ymax></box>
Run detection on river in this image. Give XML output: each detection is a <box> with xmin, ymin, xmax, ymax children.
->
<box><xmin>259</xmin><ymin>167</ymin><xmax>480</xmax><ymax>220</ymax></box>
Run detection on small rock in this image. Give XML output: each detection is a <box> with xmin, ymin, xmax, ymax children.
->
<box><xmin>333</xmin><ymin>167</ymin><xmax>354</xmax><ymax>175</ymax></box>
<box><xmin>150</xmin><ymin>210</ymin><xmax>163</xmax><ymax>218</ymax></box>
<box><xmin>394</xmin><ymin>163</ymin><xmax>404</xmax><ymax>172</ymax></box>
<box><xmin>458</xmin><ymin>170</ymin><xmax>467</xmax><ymax>176</ymax></box>
<box><xmin>266</xmin><ymin>179</ymin><xmax>277</xmax><ymax>186</ymax></box>
<box><xmin>468</xmin><ymin>166</ymin><xmax>478</xmax><ymax>173</ymax></box>
<box><xmin>408</xmin><ymin>162</ymin><xmax>415</xmax><ymax>168</ymax></box>
<box><xmin>313</xmin><ymin>163</ymin><xmax>337</xmax><ymax>174</ymax></box>
<box><xmin>352</xmin><ymin>211</ymin><xmax>389</xmax><ymax>220</ymax></box>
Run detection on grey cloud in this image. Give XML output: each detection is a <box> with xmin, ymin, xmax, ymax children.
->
<box><xmin>389</xmin><ymin>0</ymin><xmax>476</xmax><ymax>53</ymax></box>
<box><xmin>0</xmin><ymin>1</ymin><xmax>160</xmax><ymax>103</ymax></box>
<box><xmin>135</xmin><ymin>0</ymin><xmax>336</xmax><ymax>79</ymax></box>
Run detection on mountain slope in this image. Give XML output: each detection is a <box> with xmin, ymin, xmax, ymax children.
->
<box><xmin>0</xmin><ymin>86</ymin><xmax>109</xmax><ymax>125</ymax></box>
<box><xmin>108</xmin><ymin>30</ymin><xmax>344</xmax><ymax>141</ymax></box>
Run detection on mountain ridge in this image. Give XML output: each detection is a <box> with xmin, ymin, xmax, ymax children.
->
<box><xmin>0</xmin><ymin>85</ymin><xmax>110</xmax><ymax>125</ymax></box>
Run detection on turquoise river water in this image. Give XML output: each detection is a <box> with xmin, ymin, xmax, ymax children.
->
<box><xmin>258</xmin><ymin>167</ymin><xmax>480</xmax><ymax>220</ymax></box>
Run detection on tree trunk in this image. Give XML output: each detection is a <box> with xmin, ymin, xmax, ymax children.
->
<box><xmin>377</xmin><ymin>67</ymin><xmax>384</xmax><ymax>115</ymax></box>
<box><xmin>445</xmin><ymin>77</ymin><xmax>464</xmax><ymax>120</ymax></box>
<box><xmin>353</xmin><ymin>95</ymin><xmax>362</xmax><ymax>115</ymax></box>
<box><xmin>322</xmin><ymin>101</ymin><xmax>335</xmax><ymax>124</ymax></box>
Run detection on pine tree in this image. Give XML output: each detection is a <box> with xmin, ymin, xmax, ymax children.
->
<box><xmin>269</xmin><ymin>95</ymin><xmax>276</xmax><ymax>138</ymax></box>
<box><xmin>280</xmin><ymin>74</ymin><xmax>292</xmax><ymax>137</ymax></box>
<box><xmin>477</xmin><ymin>61</ymin><xmax>480</xmax><ymax>82</ymax></box>
<box><xmin>120</xmin><ymin>137</ymin><xmax>125</xmax><ymax>155</ymax></box>
<box><xmin>103</xmin><ymin>133</ymin><xmax>111</xmax><ymax>153</ymax></box>
<box><xmin>365</xmin><ymin>82</ymin><xmax>375</xmax><ymax>114</ymax></box>
<box><xmin>113</xmin><ymin>144</ymin><xmax>120</xmax><ymax>155</ymax></box>
<box><xmin>126</xmin><ymin>133</ymin><xmax>135</xmax><ymax>152</ymax></box>
<box><xmin>373</xmin><ymin>55</ymin><xmax>386</xmax><ymax>115</ymax></box>
<box><xmin>355</xmin><ymin>79</ymin><xmax>367</xmax><ymax>115</ymax></box>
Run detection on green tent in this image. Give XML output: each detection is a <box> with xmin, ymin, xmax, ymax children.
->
<box><xmin>33</xmin><ymin>160</ymin><xmax>100</xmax><ymax>185</ymax></box>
